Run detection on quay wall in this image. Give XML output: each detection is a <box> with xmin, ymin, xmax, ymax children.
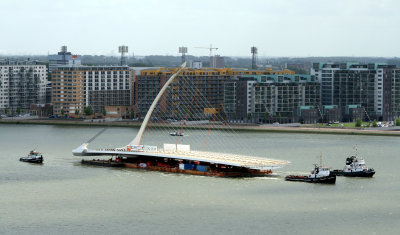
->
<box><xmin>1</xmin><ymin>119</ymin><xmax>400</xmax><ymax>137</ymax></box>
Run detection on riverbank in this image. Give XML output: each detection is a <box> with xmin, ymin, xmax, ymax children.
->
<box><xmin>1</xmin><ymin>119</ymin><xmax>400</xmax><ymax>137</ymax></box>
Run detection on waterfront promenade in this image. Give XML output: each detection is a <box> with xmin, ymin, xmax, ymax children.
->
<box><xmin>1</xmin><ymin>118</ymin><xmax>400</xmax><ymax>137</ymax></box>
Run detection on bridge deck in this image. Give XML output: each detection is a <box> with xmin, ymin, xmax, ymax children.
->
<box><xmin>79</xmin><ymin>148</ymin><xmax>289</xmax><ymax>170</ymax></box>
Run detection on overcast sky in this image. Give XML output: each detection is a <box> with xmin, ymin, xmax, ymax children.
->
<box><xmin>0</xmin><ymin>0</ymin><xmax>399</xmax><ymax>57</ymax></box>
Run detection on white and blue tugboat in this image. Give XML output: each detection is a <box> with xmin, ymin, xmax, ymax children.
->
<box><xmin>331</xmin><ymin>155</ymin><xmax>375</xmax><ymax>177</ymax></box>
<box><xmin>19</xmin><ymin>150</ymin><xmax>44</xmax><ymax>164</ymax></box>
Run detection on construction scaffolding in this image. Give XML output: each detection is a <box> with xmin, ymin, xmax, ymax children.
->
<box><xmin>0</xmin><ymin>61</ymin><xmax>47</xmax><ymax>115</ymax></box>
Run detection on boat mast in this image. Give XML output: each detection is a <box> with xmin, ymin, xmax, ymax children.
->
<box><xmin>127</xmin><ymin>62</ymin><xmax>187</xmax><ymax>146</ymax></box>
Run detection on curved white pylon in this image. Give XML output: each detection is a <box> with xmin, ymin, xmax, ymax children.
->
<box><xmin>127</xmin><ymin>62</ymin><xmax>187</xmax><ymax>146</ymax></box>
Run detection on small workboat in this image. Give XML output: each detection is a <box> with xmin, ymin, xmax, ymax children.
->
<box><xmin>285</xmin><ymin>164</ymin><xmax>336</xmax><ymax>184</ymax></box>
<box><xmin>331</xmin><ymin>155</ymin><xmax>375</xmax><ymax>177</ymax></box>
<box><xmin>169</xmin><ymin>131</ymin><xmax>184</xmax><ymax>136</ymax></box>
<box><xmin>19</xmin><ymin>150</ymin><xmax>43</xmax><ymax>163</ymax></box>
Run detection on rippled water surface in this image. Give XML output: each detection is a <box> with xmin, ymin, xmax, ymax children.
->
<box><xmin>1</xmin><ymin>124</ymin><xmax>399</xmax><ymax>234</ymax></box>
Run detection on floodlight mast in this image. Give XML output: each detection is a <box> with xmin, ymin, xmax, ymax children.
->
<box><xmin>251</xmin><ymin>46</ymin><xmax>258</xmax><ymax>69</ymax></box>
<box><xmin>179</xmin><ymin>47</ymin><xmax>188</xmax><ymax>64</ymax></box>
<box><xmin>118</xmin><ymin>46</ymin><xmax>129</xmax><ymax>66</ymax></box>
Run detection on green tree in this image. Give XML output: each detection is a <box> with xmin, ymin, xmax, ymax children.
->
<box><xmin>84</xmin><ymin>107</ymin><xmax>93</xmax><ymax>116</ymax></box>
<box><xmin>372</xmin><ymin>119</ymin><xmax>378</xmax><ymax>127</ymax></box>
<box><xmin>160</xmin><ymin>111</ymin><xmax>166</xmax><ymax>120</ymax></box>
<box><xmin>247</xmin><ymin>113</ymin><xmax>252</xmax><ymax>121</ymax></box>
<box><xmin>183</xmin><ymin>107</ymin><xmax>189</xmax><ymax>116</ymax></box>
<box><xmin>75</xmin><ymin>109</ymin><xmax>80</xmax><ymax>116</ymax></box>
<box><xmin>5</xmin><ymin>108</ymin><xmax>8</xmax><ymax>115</ymax></box>
<box><xmin>103</xmin><ymin>109</ymin><xmax>107</xmax><ymax>117</ymax></box>
<box><xmin>396</xmin><ymin>118</ymin><xmax>400</xmax><ymax>126</ymax></box>
<box><xmin>61</xmin><ymin>109</ymin><xmax>65</xmax><ymax>115</ymax></box>
<box><xmin>355</xmin><ymin>118</ymin><xmax>362</xmax><ymax>127</ymax></box>
<box><xmin>130</xmin><ymin>110</ymin><xmax>135</xmax><ymax>119</ymax></box>
<box><xmin>16</xmin><ymin>108</ymin><xmax>22</xmax><ymax>115</ymax></box>
<box><xmin>46</xmin><ymin>107</ymin><xmax>52</xmax><ymax>116</ymax></box>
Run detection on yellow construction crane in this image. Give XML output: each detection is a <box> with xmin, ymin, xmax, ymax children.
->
<box><xmin>195</xmin><ymin>44</ymin><xmax>218</xmax><ymax>67</ymax></box>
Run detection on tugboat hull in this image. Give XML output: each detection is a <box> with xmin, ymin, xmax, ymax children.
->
<box><xmin>19</xmin><ymin>157</ymin><xmax>43</xmax><ymax>164</ymax></box>
<box><xmin>285</xmin><ymin>175</ymin><xmax>336</xmax><ymax>184</ymax></box>
<box><xmin>304</xmin><ymin>175</ymin><xmax>336</xmax><ymax>184</ymax></box>
<box><xmin>331</xmin><ymin>170</ymin><xmax>375</xmax><ymax>177</ymax></box>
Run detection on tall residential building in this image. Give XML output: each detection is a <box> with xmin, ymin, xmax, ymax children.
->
<box><xmin>48</xmin><ymin>46</ymin><xmax>81</xmax><ymax>73</ymax></box>
<box><xmin>311</xmin><ymin>63</ymin><xmax>341</xmax><ymax>106</ymax></box>
<box><xmin>51</xmin><ymin>66</ymin><xmax>134</xmax><ymax>116</ymax></box>
<box><xmin>381</xmin><ymin>66</ymin><xmax>400</xmax><ymax>120</ymax></box>
<box><xmin>224</xmin><ymin>77</ymin><xmax>256</xmax><ymax>121</ymax></box>
<box><xmin>311</xmin><ymin>63</ymin><xmax>400</xmax><ymax>121</ymax></box>
<box><xmin>136</xmin><ymin>67</ymin><xmax>296</xmax><ymax>120</ymax></box>
<box><xmin>84</xmin><ymin>66</ymin><xmax>134</xmax><ymax>114</ymax></box>
<box><xmin>0</xmin><ymin>61</ymin><xmax>47</xmax><ymax>114</ymax></box>
<box><xmin>224</xmin><ymin>74</ymin><xmax>320</xmax><ymax>123</ymax></box>
<box><xmin>136</xmin><ymin>68</ymin><xmax>227</xmax><ymax>119</ymax></box>
<box><xmin>51</xmin><ymin>67</ymin><xmax>85</xmax><ymax>116</ymax></box>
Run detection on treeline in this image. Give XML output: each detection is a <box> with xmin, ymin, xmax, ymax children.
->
<box><xmin>1</xmin><ymin>55</ymin><xmax>399</xmax><ymax>70</ymax></box>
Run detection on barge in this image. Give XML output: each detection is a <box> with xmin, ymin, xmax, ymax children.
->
<box><xmin>76</xmin><ymin>144</ymin><xmax>286</xmax><ymax>177</ymax></box>
<box><xmin>80</xmin><ymin>153</ymin><xmax>276</xmax><ymax>177</ymax></box>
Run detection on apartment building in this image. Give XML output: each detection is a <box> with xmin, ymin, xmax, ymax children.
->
<box><xmin>135</xmin><ymin>68</ymin><xmax>294</xmax><ymax>119</ymax></box>
<box><xmin>311</xmin><ymin>63</ymin><xmax>400</xmax><ymax>121</ymax></box>
<box><xmin>84</xmin><ymin>66</ymin><xmax>134</xmax><ymax>114</ymax></box>
<box><xmin>224</xmin><ymin>74</ymin><xmax>320</xmax><ymax>123</ymax></box>
<box><xmin>51</xmin><ymin>66</ymin><xmax>134</xmax><ymax>116</ymax></box>
<box><xmin>381</xmin><ymin>66</ymin><xmax>400</xmax><ymax>120</ymax></box>
<box><xmin>136</xmin><ymin>68</ymin><xmax>227</xmax><ymax>119</ymax></box>
<box><xmin>135</xmin><ymin>67</ymin><xmax>295</xmax><ymax>120</ymax></box>
<box><xmin>51</xmin><ymin>67</ymin><xmax>85</xmax><ymax>116</ymax></box>
<box><xmin>0</xmin><ymin>61</ymin><xmax>47</xmax><ymax>115</ymax></box>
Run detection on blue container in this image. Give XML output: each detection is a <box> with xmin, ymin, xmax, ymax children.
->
<box><xmin>196</xmin><ymin>165</ymin><xmax>208</xmax><ymax>172</ymax></box>
<box><xmin>184</xmin><ymin>164</ymin><xmax>195</xmax><ymax>170</ymax></box>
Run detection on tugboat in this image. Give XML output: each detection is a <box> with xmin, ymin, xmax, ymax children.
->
<box><xmin>331</xmin><ymin>155</ymin><xmax>375</xmax><ymax>177</ymax></box>
<box><xmin>19</xmin><ymin>150</ymin><xmax>43</xmax><ymax>163</ymax></box>
<box><xmin>285</xmin><ymin>164</ymin><xmax>336</xmax><ymax>184</ymax></box>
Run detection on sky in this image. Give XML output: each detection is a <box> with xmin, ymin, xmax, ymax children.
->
<box><xmin>0</xmin><ymin>0</ymin><xmax>399</xmax><ymax>57</ymax></box>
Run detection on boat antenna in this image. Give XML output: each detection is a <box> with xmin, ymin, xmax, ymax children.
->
<box><xmin>353</xmin><ymin>145</ymin><xmax>358</xmax><ymax>157</ymax></box>
<box><xmin>320</xmin><ymin>152</ymin><xmax>322</xmax><ymax>167</ymax></box>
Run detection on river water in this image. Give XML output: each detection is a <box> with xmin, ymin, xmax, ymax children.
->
<box><xmin>1</xmin><ymin>124</ymin><xmax>399</xmax><ymax>234</ymax></box>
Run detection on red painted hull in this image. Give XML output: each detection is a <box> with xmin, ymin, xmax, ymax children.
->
<box><xmin>80</xmin><ymin>159</ymin><xmax>272</xmax><ymax>177</ymax></box>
